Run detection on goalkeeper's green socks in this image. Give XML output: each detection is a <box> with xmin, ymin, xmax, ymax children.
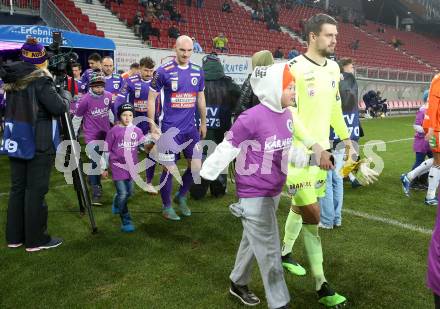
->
<box><xmin>282</xmin><ymin>210</ymin><xmax>303</xmax><ymax>256</ymax></box>
<box><xmin>303</xmin><ymin>224</ymin><xmax>327</xmax><ymax>290</ymax></box>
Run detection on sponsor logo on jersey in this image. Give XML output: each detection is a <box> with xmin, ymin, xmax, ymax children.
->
<box><xmin>190</xmin><ymin>73</ymin><xmax>200</xmax><ymax>77</ymax></box>
<box><xmin>288</xmin><ymin>181</ymin><xmax>312</xmax><ymax>195</ymax></box>
<box><xmin>134</xmin><ymin>99</ymin><xmax>148</xmax><ymax>112</ymax></box>
<box><xmin>171</xmin><ymin>92</ymin><xmax>196</xmax><ymax>108</ymax></box>
<box><xmin>191</xmin><ymin>65</ymin><xmax>201</xmax><ymax>71</ymax></box>
<box><xmin>264</xmin><ymin>135</ymin><xmax>292</xmax><ymax>152</ymax></box>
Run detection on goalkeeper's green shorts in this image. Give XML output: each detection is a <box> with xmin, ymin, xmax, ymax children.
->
<box><xmin>285</xmin><ymin>165</ymin><xmax>327</xmax><ymax>206</ymax></box>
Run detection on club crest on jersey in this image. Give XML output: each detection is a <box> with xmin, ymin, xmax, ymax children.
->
<box><xmin>104</xmin><ymin>98</ymin><xmax>110</xmax><ymax>105</ymax></box>
<box><xmin>287</xmin><ymin>119</ymin><xmax>293</xmax><ymax>132</ymax></box>
<box><xmin>130</xmin><ymin>132</ymin><xmax>138</xmax><ymax>140</ymax></box>
<box><xmin>135</xmin><ymin>89</ymin><xmax>141</xmax><ymax>98</ymax></box>
<box><xmin>331</xmin><ymin>81</ymin><xmax>336</xmax><ymax>88</ymax></box>
<box><xmin>191</xmin><ymin>77</ymin><xmax>198</xmax><ymax>86</ymax></box>
<box><xmin>113</xmin><ymin>83</ymin><xmax>119</xmax><ymax>90</ymax></box>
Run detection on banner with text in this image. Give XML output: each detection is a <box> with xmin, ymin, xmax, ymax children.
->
<box><xmin>115</xmin><ymin>47</ymin><xmax>252</xmax><ymax>84</ymax></box>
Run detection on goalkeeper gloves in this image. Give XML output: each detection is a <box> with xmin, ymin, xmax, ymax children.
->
<box><xmin>340</xmin><ymin>158</ymin><xmax>379</xmax><ymax>186</ymax></box>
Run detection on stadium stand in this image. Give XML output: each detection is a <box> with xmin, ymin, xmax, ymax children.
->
<box><xmin>47</xmin><ymin>0</ymin><xmax>439</xmax><ymax>73</ymax></box>
<box><xmin>52</xmin><ymin>0</ymin><xmax>105</xmax><ymax>37</ymax></box>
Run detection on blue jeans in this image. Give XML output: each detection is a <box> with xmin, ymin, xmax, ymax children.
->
<box><xmin>112</xmin><ymin>180</ymin><xmax>134</xmax><ymax>222</ymax></box>
<box><xmin>88</xmin><ymin>144</ymin><xmax>102</xmax><ymax>186</ymax></box>
<box><xmin>319</xmin><ymin>149</ymin><xmax>345</xmax><ymax>226</ymax></box>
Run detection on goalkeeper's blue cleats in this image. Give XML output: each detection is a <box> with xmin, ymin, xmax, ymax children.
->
<box><xmin>425</xmin><ymin>197</ymin><xmax>438</xmax><ymax>206</ymax></box>
<box><xmin>400</xmin><ymin>174</ymin><xmax>411</xmax><ymax>196</ymax></box>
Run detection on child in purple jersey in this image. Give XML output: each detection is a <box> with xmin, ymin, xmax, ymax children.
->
<box><xmin>147</xmin><ymin>35</ymin><xmax>207</xmax><ymax>221</ymax></box>
<box><xmin>201</xmin><ymin>63</ymin><xmax>308</xmax><ymax>309</ymax></box>
<box><xmin>115</xmin><ymin>57</ymin><xmax>158</xmax><ymax>194</ymax></box>
<box><xmin>103</xmin><ymin>103</ymin><xmax>146</xmax><ymax>232</ymax></box>
<box><xmin>73</xmin><ymin>71</ymin><xmax>113</xmax><ymax>205</ymax></box>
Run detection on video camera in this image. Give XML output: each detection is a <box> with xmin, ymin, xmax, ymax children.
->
<box><xmin>48</xmin><ymin>31</ymin><xmax>97</xmax><ymax>234</ymax></box>
<box><xmin>47</xmin><ymin>31</ymin><xmax>79</xmax><ymax>78</ymax></box>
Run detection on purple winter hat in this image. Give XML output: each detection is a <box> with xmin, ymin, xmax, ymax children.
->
<box><xmin>20</xmin><ymin>37</ymin><xmax>47</xmax><ymax>65</ymax></box>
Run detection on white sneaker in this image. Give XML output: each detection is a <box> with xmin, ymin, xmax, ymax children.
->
<box><xmin>145</xmin><ymin>183</ymin><xmax>158</xmax><ymax>195</ymax></box>
<box><xmin>318</xmin><ymin>222</ymin><xmax>333</xmax><ymax>229</ymax></box>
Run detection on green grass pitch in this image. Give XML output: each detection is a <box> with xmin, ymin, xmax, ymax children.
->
<box><xmin>0</xmin><ymin>116</ymin><xmax>436</xmax><ymax>308</ymax></box>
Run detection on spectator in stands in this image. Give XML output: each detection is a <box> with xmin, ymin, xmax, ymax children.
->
<box><xmin>139</xmin><ymin>0</ymin><xmax>148</xmax><ymax>7</ymax></box>
<box><xmin>251</xmin><ymin>9</ymin><xmax>259</xmax><ymax>21</ymax></box>
<box><xmin>170</xmin><ymin>7</ymin><xmax>182</xmax><ymax>23</ymax></box>
<box><xmin>140</xmin><ymin>16</ymin><xmax>160</xmax><ymax>44</ymax></box>
<box><xmin>222</xmin><ymin>0</ymin><xmax>232</xmax><ymax>13</ymax></box>
<box><xmin>273</xmin><ymin>47</ymin><xmax>284</xmax><ymax>59</ymax></box>
<box><xmin>121</xmin><ymin>63</ymin><xmax>140</xmax><ymax>79</ymax></box>
<box><xmin>287</xmin><ymin>47</ymin><xmax>299</xmax><ymax>59</ymax></box>
<box><xmin>192</xmin><ymin>37</ymin><xmax>203</xmax><ymax>53</ymax></box>
<box><xmin>391</xmin><ymin>36</ymin><xmax>403</xmax><ymax>49</ymax></box>
<box><xmin>133</xmin><ymin>12</ymin><xmax>143</xmax><ymax>36</ymax></box>
<box><xmin>196</xmin><ymin>0</ymin><xmax>203</xmax><ymax>8</ymax></box>
<box><xmin>235</xmin><ymin>50</ymin><xmax>274</xmax><ymax>116</ymax></box>
<box><xmin>186</xmin><ymin>0</ymin><xmax>192</xmax><ymax>6</ymax></box>
<box><xmin>213</xmin><ymin>33</ymin><xmax>229</xmax><ymax>53</ymax></box>
<box><xmin>168</xmin><ymin>24</ymin><xmax>180</xmax><ymax>39</ymax></box>
<box><xmin>349</xmin><ymin>39</ymin><xmax>359</xmax><ymax>51</ymax></box>
<box><xmin>267</xmin><ymin>17</ymin><xmax>281</xmax><ymax>32</ymax></box>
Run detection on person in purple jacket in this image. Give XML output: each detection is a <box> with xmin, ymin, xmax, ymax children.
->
<box><xmin>73</xmin><ymin>71</ymin><xmax>113</xmax><ymax>205</ymax></box>
<box><xmin>102</xmin><ymin>56</ymin><xmax>124</xmax><ymax>106</ymax></box>
<box><xmin>115</xmin><ymin>56</ymin><xmax>158</xmax><ymax>194</ymax></box>
<box><xmin>147</xmin><ymin>35</ymin><xmax>207</xmax><ymax>221</ymax></box>
<box><xmin>80</xmin><ymin>53</ymin><xmax>102</xmax><ymax>94</ymax></box>
<box><xmin>103</xmin><ymin>103</ymin><xmax>146</xmax><ymax>232</ymax></box>
<box><xmin>428</xmin><ymin>197</ymin><xmax>440</xmax><ymax>308</ymax></box>
<box><xmin>200</xmin><ymin>63</ymin><xmax>309</xmax><ymax>309</ymax></box>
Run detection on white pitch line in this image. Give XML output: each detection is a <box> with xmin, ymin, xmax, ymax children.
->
<box><xmin>360</xmin><ymin>137</ymin><xmax>413</xmax><ymax>147</ymax></box>
<box><xmin>342</xmin><ymin>208</ymin><xmax>432</xmax><ymax>235</ymax></box>
<box><xmin>279</xmin><ymin>192</ymin><xmax>432</xmax><ymax>235</ymax></box>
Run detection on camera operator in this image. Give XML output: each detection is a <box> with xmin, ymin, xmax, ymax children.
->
<box><xmin>0</xmin><ymin>38</ymin><xmax>70</xmax><ymax>252</ymax></box>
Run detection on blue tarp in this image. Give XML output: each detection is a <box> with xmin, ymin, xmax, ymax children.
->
<box><xmin>0</xmin><ymin>25</ymin><xmax>115</xmax><ymax>50</ymax></box>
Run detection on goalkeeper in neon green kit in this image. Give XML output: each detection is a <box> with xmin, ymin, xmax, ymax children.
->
<box><xmin>282</xmin><ymin>14</ymin><xmax>355</xmax><ymax>308</ymax></box>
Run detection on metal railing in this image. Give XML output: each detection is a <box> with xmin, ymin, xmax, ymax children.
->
<box><xmin>0</xmin><ymin>0</ymin><xmax>39</xmax><ymax>13</ymax></box>
<box><xmin>355</xmin><ymin>66</ymin><xmax>436</xmax><ymax>83</ymax></box>
<box><xmin>40</xmin><ymin>0</ymin><xmax>78</xmax><ymax>32</ymax></box>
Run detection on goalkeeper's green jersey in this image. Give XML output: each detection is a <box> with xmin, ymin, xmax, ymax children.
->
<box><xmin>288</xmin><ymin>54</ymin><xmax>349</xmax><ymax>150</ymax></box>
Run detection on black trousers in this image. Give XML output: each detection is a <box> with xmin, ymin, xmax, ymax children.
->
<box><xmin>190</xmin><ymin>129</ymin><xmax>228</xmax><ymax>200</ymax></box>
<box><xmin>6</xmin><ymin>154</ymin><xmax>54</xmax><ymax>248</ymax></box>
